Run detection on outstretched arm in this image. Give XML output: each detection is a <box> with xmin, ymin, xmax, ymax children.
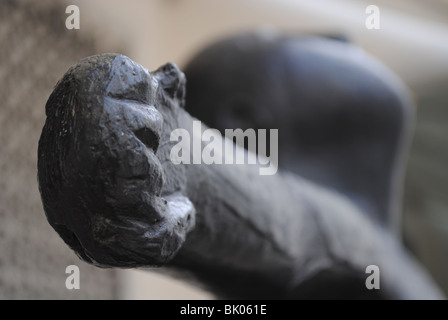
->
<box><xmin>38</xmin><ymin>54</ymin><xmax>442</xmax><ymax>299</ymax></box>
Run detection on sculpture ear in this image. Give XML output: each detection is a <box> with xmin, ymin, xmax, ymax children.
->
<box><xmin>153</xmin><ymin>63</ymin><xmax>186</xmax><ymax>108</ymax></box>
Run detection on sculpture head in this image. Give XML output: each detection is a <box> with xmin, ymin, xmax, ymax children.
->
<box><xmin>38</xmin><ymin>54</ymin><xmax>194</xmax><ymax>268</ymax></box>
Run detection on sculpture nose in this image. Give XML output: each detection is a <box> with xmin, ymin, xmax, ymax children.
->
<box><xmin>106</xmin><ymin>55</ymin><xmax>156</xmax><ymax>105</ymax></box>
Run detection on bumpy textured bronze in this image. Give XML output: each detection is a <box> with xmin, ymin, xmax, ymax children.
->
<box><xmin>38</xmin><ymin>54</ymin><xmax>194</xmax><ymax>268</ymax></box>
<box><xmin>38</xmin><ymin>44</ymin><xmax>442</xmax><ymax>299</ymax></box>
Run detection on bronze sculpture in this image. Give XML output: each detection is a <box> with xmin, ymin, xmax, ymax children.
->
<box><xmin>37</xmin><ymin>34</ymin><xmax>443</xmax><ymax>299</ymax></box>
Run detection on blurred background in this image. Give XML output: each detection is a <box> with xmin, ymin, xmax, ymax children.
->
<box><xmin>0</xmin><ymin>0</ymin><xmax>447</xmax><ymax>299</ymax></box>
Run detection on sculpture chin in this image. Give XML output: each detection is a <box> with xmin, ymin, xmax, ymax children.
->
<box><xmin>64</xmin><ymin>193</ymin><xmax>196</xmax><ymax>268</ymax></box>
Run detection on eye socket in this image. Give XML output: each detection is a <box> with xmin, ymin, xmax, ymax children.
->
<box><xmin>134</xmin><ymin>127</ymin><xmax>160</xmax><ymax>153</ymax></box>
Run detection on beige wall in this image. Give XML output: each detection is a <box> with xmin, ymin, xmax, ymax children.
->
<box><xmin>0</xmin><ymin>0</ymin><xmax>117</xmax><ymax>299</ymax></box>
<box><xmin>74</xmin><ymin>0</ymin><xmax>448</xmax><ymax>88</ymax></box>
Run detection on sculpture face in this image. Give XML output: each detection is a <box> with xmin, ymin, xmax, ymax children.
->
<box><xmin>99</xmin><ymin>56</ymin><xmax>165</xmax><ymax>206</ymax></box>
<box><xmin>38</xmin><ymin>55</ymin><xmax>194</xmax><ymax>268</ymax></box>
